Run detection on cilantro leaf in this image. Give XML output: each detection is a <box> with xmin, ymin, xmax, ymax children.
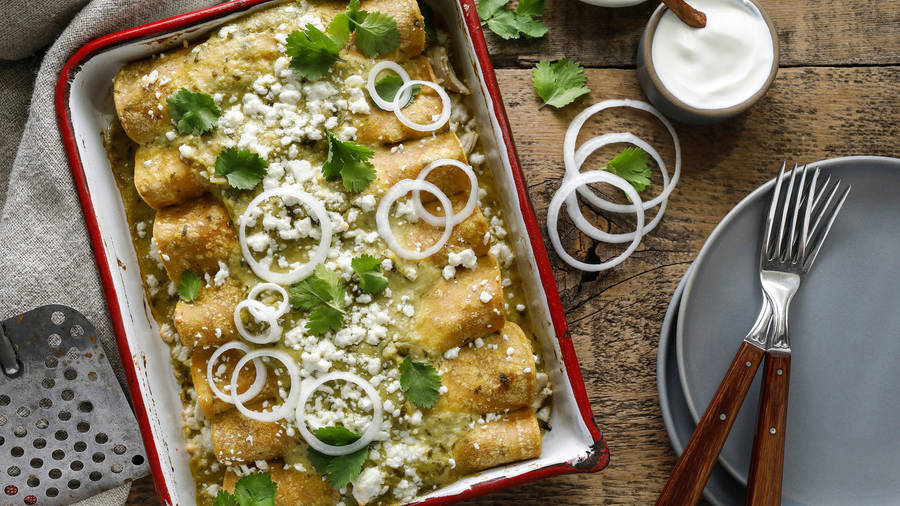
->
<box><xmin>323</xmin><ymin>131</ymin><xmax>376</xmax><ymax>192</ymax></box>
<box><xmin>166</xmin><ymin>88</ymin><xmax>220</xmax><ymax>135</ymax></box>
<box><xmin>517</xmin><ymin>0</ymin><xmax>546</xmax><ymax>17</ymax></box>
<box><xmin>286</xmin><ymin>25</ymin><xmax>341</xmax><ymax>80</ymax></box>
<box><xmin>532</xmin><ymin>58</ymin><xmax>591</xmax><ymax>109</ymax></box>
<box><xmin>353</xmin><ymin>11</ymin><xmax>401</xmax><ymax>58</ymax></box>
<box><xmin>327</xmin><ymin>13</ymin><xmax>352</xmax><ymax>48</ymax></box>
<box><xmin>307</xmin><ymin>426</ymin><xmax>369</xmax><ymax>489</ymax></box>
<box><xmin>233</xmin><ymin>472</ymin><xmax>277</xmax><ymax>506</ymax></box>
<box><xmin>477</xmin><ymin>0</ymin><xmax>509</xmax><ymax>20</ymax></box>
<box><xmin>352</xmin><ymin>254</ymin><xmax>389</xmax><ymax>294</ymax></box>
<box><xmin>374</xmin><ymin>75</ymin><xmax>420</xmax><ymax>108</ymax></box>
<box><xmin>399</xmin><ymin>356</ymin><xmax>442</xmax><ymax>408</ymax></box>
<box><xmin>214</xmin><ymin>147</ymin><xmax>268</xmax><ymax>190</ymax></box>
<box><xmin>514</xmin><ymin>13</ymin><xmax>548</xmax><ymax>38</ymax></box>
<box><xmin>212</xmin><ymin>472</ymin><xmax>276</xmax><ymax>506</ymax></box>
<box><xmin>606</xmin><ymin>147</ymin><xmax>652</xmax><ymax>193</ymax></box>
<box><xmin>485</xmin><ymin>9</ymin><xmax>521</xmax><ymax>40</ymax></box>
<box><xmin>289</xmin><ymin>264</ymin><xmax>346</xmax><ymax>335</ymax></box>
<box><xmin>177</xmin><ymin>270</ymin><xmax>201</xmax><ymax>302</ymax></box>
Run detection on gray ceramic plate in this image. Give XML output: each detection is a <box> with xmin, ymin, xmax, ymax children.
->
<box><xmin>677</xmin><ymin>156</ymin><xmax>900</xmax><ymax>505</ymax></box>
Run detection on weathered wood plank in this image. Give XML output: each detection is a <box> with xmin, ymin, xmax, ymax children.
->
<box><xmin>482</xmin><ymin>0</ymin><xmax>900</xmax><ymax>68</ymax></box>
<box><xmin>127</xmin><ymin>67</ymin><xmax>899</xmax><ymax>506</ymax></box>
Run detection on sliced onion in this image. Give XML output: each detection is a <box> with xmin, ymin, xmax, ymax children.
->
<box><xmin>367</xmin><ymin>61</ymin><xmax>413</xmax><ymax>111</ymax></box>
<box><xmin>238</xmin><ymin>187</ymin><xmax>332</xmax><ymax>285</ymax></box>
<box><xmin>411</xmin><ymin>159</ymin><xmax>479</xmax><ymax>227</ymax></box>
<box><xmin>206</xmin><ymin>341</ymin><xmax>268</xmax><ymax>404</ymax></box>
<box><xmin>548</xmin><ymin>171</ymin><xmax>645</xmax><ymax>272</ymax></box>
<box><xmin>392</xmin><ymin>80</ymin><xmax>451</xmax><ymax>132</ymax></box>
<box><xmin>376</xmin><ymin>179</ymin><xmax>454</xmax><ymax>260</ymax></box>
<box><xmin>234</xmin><ymin>299</ymin><xmax>282</xmax><ymax>344</ymax></box>
<box><xmin>231</xmin><ymin>348</ymin><xmax>300</xmax><ymax>423</ymax></box>
<box><xmin>248</xmin><ymin>282</ymin><xmax>290</xmax><ymax>318</ymax></box>
<box><xmin>295</xmin><ymin>371</ymin><xmax>383</xmax><ymax>456</ymax></box>
<box><xmin>565</xmin><ymin>133</ymin><xmax>669</xmax><ymax>243</ymax></box>
<box><xmin>564</xmin><ymin>99</ymin><xmax>681</xmax><ymax>213</ymax></box>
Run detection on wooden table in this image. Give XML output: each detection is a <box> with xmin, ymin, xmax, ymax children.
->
<box><xmin>127</xmin><ymin>0</ymin><xmax>900</xmax><ymax>503</ymax></box>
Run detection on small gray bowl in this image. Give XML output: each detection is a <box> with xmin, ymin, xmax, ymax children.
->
<box><xmin>636</xmin><ymin>0</ymin><xmax>779</xmax><ymax>125</ymax></box>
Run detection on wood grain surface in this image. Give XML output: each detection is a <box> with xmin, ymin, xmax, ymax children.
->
<box><xmin>126</xmin><ymin>0</ymin><xmax>900</xmax><ymax>503</ymax></box>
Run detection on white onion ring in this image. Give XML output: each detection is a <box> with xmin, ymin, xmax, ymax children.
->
<box><xmin>392</xmin><ymin>80</ymin><xmax>451</xmax><ymax>132</ymax></box>
<box><xmin>565</xmin><ymin>133</ymin><xmax>669</xmax><ymax>243</ymax></box>
<box><xmin>248</xmin><ymin>282</ymin><xmax>290</xmax><ymax>317</ymax></box>
<box><xmin>564</xmin><ymin>99</ymin><xmax>681</xmax><ymax>213</ymax></box>
<box><xmin>206</xmin><ymin>341</ymin><xmax>268</xmax><ymax>404</ymax></box>
<box><xmin>376</xmin><ymin>179</ymin><xmax>454</xmax><ymax>260</ymax></box>
<box><xmin>234</xmin><ymin>299</ymin><xmax>282</xmax><ymax>344</ymax></box>
<box><xmin>411</xmin><ymin>159</ymin><xmax>478</xmax><ymax>227</ymax></box>
<box><xmin>231</xmin><ymin>348</ymin><xmax>300</xmax><ymax>423</ymax></box>
<box><xmin>367</xmin><ymin>61</ymin><xmax>413</xmax><ymax>111</ymax></box>
<box><xmin>238</xmin><ymin>187</ymin><xmax>332</xmax><ymax>285</ymax></box>
<box><xmin>295</xmin><ymin>371</ymin><xmax>383</xmax><ymax>456</ymax></box>
<box><xmin>548</xmin><ymin>171</ymin><xmax>645</xmax><ymax>272</ymax></box>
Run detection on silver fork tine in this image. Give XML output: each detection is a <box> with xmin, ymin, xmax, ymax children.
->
<box><xmin>800</xmin><ymin>168</ymin><xmax>821</xmax><ymax>261</ymax></box>
<box><xmin>808</xmin><ymin>179</ymin><xmax>841</xmax><ymax>241</ymax></box>
<box><xmin>787</xmin><ymin>165</ymin><xmax>808</xmax><ymax>262</ymax></box>
<box><xmin>762</xmin><ymin>161</ymin><xmax>787</xmax><ymax>259</ymax></box>
<box><xmin>804</xmin><ymin>185</ymin><xmax>851</xmax><ymax>270</ymax></box>
<box><xmin>776</xmin><ymin>164</ymin><xmax>798</xmax><ymax>260</ymax></box>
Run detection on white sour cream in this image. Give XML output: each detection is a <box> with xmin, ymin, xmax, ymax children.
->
<box><xmin>651</xmin><ymin>0</ymin><xmax>774</xmax><ymax>110</ymax></box>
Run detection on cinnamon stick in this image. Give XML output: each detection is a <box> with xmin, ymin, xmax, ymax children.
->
<box><xmin>661</xmin><ymin>0</ymin><xmax>707</xmax><ymax>28</ymax></box>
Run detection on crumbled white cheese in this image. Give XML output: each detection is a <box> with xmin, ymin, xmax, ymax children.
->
<box><xmin>479</xmin><ymin>291</ymin><xmax>493</xmax><ymax>304</ymax></box>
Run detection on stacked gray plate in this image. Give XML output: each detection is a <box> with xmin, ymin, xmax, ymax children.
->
<box><xmin>658</xmin><ymin>156</ymin><xmax>900</xmax><ymax>506</ymax></box>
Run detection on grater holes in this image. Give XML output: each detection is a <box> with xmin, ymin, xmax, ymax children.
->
<box><xmin>0</xmin><ymin>436</ymin><xmax>4</xmax><ymax>446</ymax></box>
<box><xmin>47</xmin><ymin>333</ymin><xmax>61</xmax><ymax>348</ymax></box>
<box><xmin>64</xmin><ymin>368</ymin><xmax>77</xmax><ymax>380</ymax></box>
<box><xmin>44</xmin><ymin>356</ymin><xmax>57</xmax><ymax>369</ymax></box>
<box><xmin>29</xmin><ymin>458</ymin><xmax>41</xmax><ymax>469</ymax></box>
<box><xmin>0</xmin><ymin>395</ymin><xmax>9</xmax><ymax>406</ymax></box>
<box><xmin>76</xmin><ymin>421</ymin><xmax>90</xmax><ymax>433</ymax></box>
<box><xmin>70</xmin><ymin>461</ymin><xmax>83</xmax><ymax>472</ymax></box>
<box><xmin>67</xmin><ymin>479</ymin><xmax>80</xmax><ymax>490</ymax></box>
<box><xmin>51</xmin><ymin>450</ymin><xmax>64</xmax><ymax>461</ymax></box>
<box><xmin>69</xmin><ymin>325</ymin><xmax>84</xmax><ymax>339</ymax></box>
<box><xmin>78</xmin><ymin>401</ymin><xmax>93</xmax><ymax>413</ymax></box>
<box><xmin>11</xmin><ymin>447</ymin><xmax>23</xmax><ymax>457</ymax></box>
<box><xmin>73</xmin><ymin>441</ymin><xmax>86</xmax><ymax>452</ymax></box>
<box><xmin>112</xmin><ymin>444</ymin><xmax>126</xmax><ymax>455</ymax></box>
<box><xmin>110</xmin><ymin>463</ymin><xmax>123</xmax><ymax>474</ymax></box>
<box><xmin>89</xmin><ymin>471</ymin><xmax>102</xmax><ymax>482</ymax></box>
<box><xmin>58</xmin><ymin>411</ymin><xmax>71</xmax><ymax>421</ymax></box>
<box><xmin>32</xmin><ymin>438</ymin><xmax>45</xmax><ymax>449</ymax></box>
<box><xmin>42</xmin><ymin>377</ymin><xmax>54</xmax><ymax>389</ymax></box>
<box><xmin>54</xmin><ymin>430</ymin><xmax>67</xmax><ymax>441</ymax></box>
<box><xmin>7</xmin><ymin>466</ymin><xmax>20</xmax><ymax>477</ymax></box>
<box><xmin>15</xmin><ymin>406</ymin><xmax>29</xmax><ymax>418</ymax></box>
<box><xmin>12</xmin><ymin>426</ymin><xmax>26</xmax><ymax>438</ymax></box>
<box><xmin>26</xmin><ymin>477</ymin><xmax>38</xmax><ymax>488</ymax></box>
<box><xmin>25</xmin><ymin>495</ymin><xmax>36</xmax><ymax>505</ymax></box>
<box><xmin>66</xmin><ymin>347</ymin><xmax>80</xmax><ymax>361</ymax></box>
<box><xmin>95</xmin><ymin>433</ymin><xmax>108</xmax><ymax>444</ymax></box>
<box><xmin>0</xmin><ymin>415</ymin><xmax>6</xmax><ymax>426</ymax></box>
<box><xmin>48</xmin><ymin>469</ymin><xmax>61</xmax><ymax>479</ymax></box>
<box><xmin>132</xmin><ymin>455</ymin><xmax>145</xmax><ymax>466</ymax></box>
<box><xmin>50</xmin><ymin>311</ymin><xmax>65</xmax><ymax>325</ymax></box>
<box><xmin>35</xmin><ymin>419</ymin><xmax>48</xmax><ymax>430</ymax></box>
<box><xmin>46</xmin><ymin>487</ymin><xmax>58</xmax><ymax>497</ymax></box>
<box><xmin>92</xmin><ymin>452</ymin><xmax>105</xmax><ymax>463</ymax></box>
<box><xmin>38</xmin><ymin>398</ymin><xmax>51</xmax><ymax>409</ymax></box>
<box><xmin>60</xmin><ymin>390</ymin><xmax>74</xmax><ymax>401</ymax></box>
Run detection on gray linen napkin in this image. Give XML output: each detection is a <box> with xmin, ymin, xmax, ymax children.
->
<box><xmin>0</xmin><ymin>0</ymin><xmax>220</xmax><ymax>503</ymax></box>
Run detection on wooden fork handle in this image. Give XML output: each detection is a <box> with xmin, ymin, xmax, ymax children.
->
<box><xmin>746</xmin><ymin>351</ymin><xmax>791</xmax><ymax>505</ymax></box>
<box><xmin>656</xmin><ymin>342</ymin><xmax>765</xmax><ymax>506</ymax></box>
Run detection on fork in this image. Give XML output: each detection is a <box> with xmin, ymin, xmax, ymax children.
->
<box><xmin>656</xmin><ymin>163</ymin><xmax>850</xmax><ymax>506</ymax></box>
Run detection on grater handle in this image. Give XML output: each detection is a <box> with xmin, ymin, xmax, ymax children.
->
<box><xmin>0</xmin><ymin>324</ymin><xmax>20</xmax><ymax>376</ymax></box>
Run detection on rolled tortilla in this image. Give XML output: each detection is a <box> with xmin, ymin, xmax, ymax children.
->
<box><xmin>211</xmin><ymin>406</ymin><xmax>297</xmax><ymax>465</ymax></box>
<box><xmin>174</xmin><ymin>279</ymin><xmax>242</xmax><ymax>349</ymax></box>
<box><xmin>152</xmin><ymin>195</ymin><xmax>236</xmax><ymax>282</ymax></box>
<box><xmin>190</xmin><ymin>346</ymin><xmax>278</xmax><ymax>418</ymax></box>
<box><xmin>368</xmin><ymin>131</ymin><xmax>469</xmax><ymax>198</ymax></box>
<box><xmin>435</xmin><ymin>321</ymin><xmax>536</xmax><ymax>414</ymax></box>
<box><xmin>412</xmin><ymin>255</ymin><xmax>505</xmax><ymax>354</ymax></box>
<box><xmin>223</xmin><ymin>462</ymin><xmax>338</xmax><ymax>506</ymax></box>
<box><xmin>451</xmin><ymin>408</ymin><xmax>542</xmax><ymax>475</ymax></box>
<box><xmin>402</xmin><ymin>198</ymin><xmax>490</xmax><ymax>261</ymax></box>
<box><xmin>134</xmin><ymin>143</ymin><xmax>208</xmax><ymax>210</ymax></box>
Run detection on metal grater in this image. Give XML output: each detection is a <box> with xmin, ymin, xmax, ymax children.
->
<box><xmin>0</xmin><ymin>305</ymin><xmax>148</xmax><ymax>506</ymax></box>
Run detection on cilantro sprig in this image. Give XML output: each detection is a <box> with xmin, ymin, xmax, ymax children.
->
<box><xmin>374</xmin><ymin>74</ymin><xmax>420</xmax><ymax>108</ymax></box>
<box><xmin>606</xmin><ymin>147</ymin><xmax>651</xmax><ymax>193</ymax></box>
<box><xmin>322</xmin><ymin>131</ymin><xmax>376</xmax><ymax>192</ymax></box>
<box><xmin>214</xmin><ymin>147</ymin><xmax>268</xmax><ymax>190</ymax></box>
<box><xmin>308</xmin><ymin>426</ymin><xmax>370</xmax><ymax>489</ymax></box>
<box><xmin>286</xmin><ymin>0</ymin><xmax>400</xmax><ymax>80</ymax></box>
<box><xmin>177</xmin><ymin>270</ymin><xmax>201</xmax><ymax>302</ymax></box>
<box><xmin>166</xmin><ymin>88</ymin><xmax>221</xmax><ymax>135</ymax></box>
<box><xmin>213</xmin><ymin>472</ymin><xmax>277</xmax><ymax>506</ymax></box>
<box><xmin>351</xmin><ymin>255</ymin><xmax>389</xmax><ymax>294</ymax></box>
<box><xmin>289</xmin><ymin>264</ymin><xmax>346</xmax><ymax>335</ymax></box>
<box><xmin>399</xmin><ymin>356</ymin><xmax>442</xmax><ymax>409</ymax></box>
<box><xmin>477</xmin><ymin>0</ymin><xmax>548</xmax><ymax>40</ymax></box>
<box><xmin>532</xmin><ymin>58</ymin><xmax>591</xmax><ymax>109</ymax></box>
